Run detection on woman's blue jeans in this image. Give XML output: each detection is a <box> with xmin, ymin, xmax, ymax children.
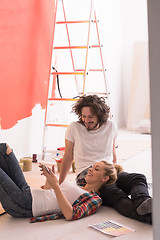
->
<box><xmin>0</xmin><ymin>144</ymin><xmax>33</xmax><ymax>217</ymax></box>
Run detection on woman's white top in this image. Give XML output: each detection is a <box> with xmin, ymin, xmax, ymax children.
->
<box><xmin>31</xmin><ymin>181</ymin><xmax>87</xmax><ymax>217</ymax></box>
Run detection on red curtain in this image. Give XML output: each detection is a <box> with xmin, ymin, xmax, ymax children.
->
<box><xmin>0</xmin><ymin>0</ymin><xmax>56</xmax><ymax>129</ymax></box>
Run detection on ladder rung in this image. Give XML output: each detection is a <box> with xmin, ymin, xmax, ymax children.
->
<box><xmin>46</xmin><ymin>124</ymin><xmax>69</xmax><ymax>127</ymax></box>
<box><xmin>56</xmin><ymin>20</ymin><xmax>90</xmax><ymax>24</ymax></box>
<box><xmin>51</xmin><ymin>72</ymin><xmax>84</xmax><ymax>75</ymax></box>
<box><xmin>54</xmin><ymin>45</ymin><xmax>101</xmax><ymax>50</ymax></box>
<box><xmin>76</xmin><ymin>69</ymin><xmax>103</xmax><ymax>72</ymax></box>
<box><xmin>81</xmin><ymin>92</ymin><xmax>108</xmax><ymax>95</ymax></box>
<box><xmin>75</xmin><ymin>69</ymin><xmax>85</xmax><ymax>72</ymax></box>
<box><xmin>54</xmin><ymin>46</ymin><xmax>87</xmax><ymax>49</ymax></box>
<box><xmin>48</xmin><ymin>98</ymin><xmax>78</xmax><ymax>101</ymax></box>
<box><xmin>89</xmin><ymin>69</ymin><xmax>103</xmax><ymax>72</ymax></box>
<box><xmin>43</xmin><ymin>149</ymin><xmax>59</xmax><ymax>154</ymax></box>
<box><xmin>90</xmin><ymin>45</ymin><xmax>101</xmax><ymax>48</ymax></box>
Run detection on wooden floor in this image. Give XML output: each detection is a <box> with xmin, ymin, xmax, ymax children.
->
<box><xmin>0</xmin><ymin>129</ymin><xmax>153</xmax><ymax>240</ymax></box>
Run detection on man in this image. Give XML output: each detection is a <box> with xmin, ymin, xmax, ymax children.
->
<box><xmin>59</xmin><ymin>95</ymin><xmax>152</xmax><ymax>224</ymax></box>
<box><xmin>59</xmin><ymin>94</ymin><xmax>118</xmax><ymax>185</ymax></box>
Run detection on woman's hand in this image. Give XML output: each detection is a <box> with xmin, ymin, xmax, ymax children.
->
<box><xmin>41</xmin><ymin>180</ymin><xmax>52</xmax><ymax>190</ymax></box>
<box><xmin>39</xmin><ymin>164</ymin><xmax>59</xmax><ymax>190</ymax></box>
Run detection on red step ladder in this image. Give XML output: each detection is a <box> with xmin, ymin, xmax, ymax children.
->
<box><xmin>42</xmin><ymin>0</ymin><xmax>111</xmax><ymax>160</ymax></box>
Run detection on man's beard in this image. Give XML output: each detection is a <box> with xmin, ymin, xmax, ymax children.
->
<box><xmin>83</xmin><ymin>121</ymin><xmax>99</xmax><ymax>131</ymax></box>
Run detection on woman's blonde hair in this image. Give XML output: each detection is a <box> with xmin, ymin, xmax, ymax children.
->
<box><xmin>102</xmin><ymin>161</ymin><xmax>124</xmax><ymax>185</ymax></box>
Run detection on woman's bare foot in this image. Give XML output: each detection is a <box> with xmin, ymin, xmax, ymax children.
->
<box><xmin>6</xmin><ymin>144</ymin><xmax>12</xmax><ymax>155</ymax></box>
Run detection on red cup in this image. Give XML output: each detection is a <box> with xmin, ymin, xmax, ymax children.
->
<box><xmin>32</xmin><ymin>154</ymin><xmax>37</xmax><ymax>162</ymax></box>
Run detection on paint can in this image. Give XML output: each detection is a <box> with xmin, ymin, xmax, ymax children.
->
<box><xmin>20</xmin><ymin>157</ymin><xmax>32</xmax><ymax>171</ymax></box>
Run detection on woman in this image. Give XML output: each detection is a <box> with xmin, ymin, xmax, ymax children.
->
<box><xmin>77</xmin><ymin>165</ymin><xmax>152</xmax><ymax>224</ymax></box>
<box><xmin>0</xmin><ymin>143</ymin><xmax>121</xmax><ymax>223</ymax></box>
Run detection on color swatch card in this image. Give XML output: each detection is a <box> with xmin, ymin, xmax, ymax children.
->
<box><xmin>89</xmin><ymin>220</ymin><xmax>135</xmax><ymax>237</ymax></box>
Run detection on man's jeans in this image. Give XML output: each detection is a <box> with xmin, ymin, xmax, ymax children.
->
<box><xmin>76</xmin><ymin>168</ymin><xmax>152</xmax><ymax>224</ymax></box>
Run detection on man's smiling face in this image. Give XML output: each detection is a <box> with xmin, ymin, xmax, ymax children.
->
<box><xmin>81</xmin><ymin>107</ymin><xmax>99</xmax><ymax>131</ymax></box>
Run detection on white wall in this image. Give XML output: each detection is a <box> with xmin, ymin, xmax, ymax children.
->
<box><xmin>0</xmin><ymin>105</ymin><xmax>46</xmax><ymax>160</ymax></box>
<box><xmin>95</xmin><ymin>0</ymin><xmax>148</xmax><ymax>128</ymax></box>
<box><xmin>95</xmin><ymin>0</ymin><xmax>123</xmax><ymax>126</ymax></box>
<box><xmin>121</xmin><ymin>0</ymin><xmax>148</xmax><ymax>126</ymax></box>
<box><xmin>1</xmin><ymin>0</ymin><xmax>149</xmax><ymax>158</ymax></box>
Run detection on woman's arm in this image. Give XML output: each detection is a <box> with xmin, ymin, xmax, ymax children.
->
<box><xmin>40</xmin><ymin>165</ymin><xmax>73</xmax><ymax>220</ymax></box>
<box><xmin>53</xmin><ymin>184</ymin><xmax>73</xmax><ymax>220</ymax></box>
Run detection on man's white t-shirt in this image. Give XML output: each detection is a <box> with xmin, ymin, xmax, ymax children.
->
<box><xmin>65</xmin><ymin>120</ymin><xmax>117</xmax><ymax>175</ymax></box>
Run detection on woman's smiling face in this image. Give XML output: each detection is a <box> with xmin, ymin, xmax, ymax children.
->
<box><xmin>85</xmin><ymin>161</ymin><xmax>109</xmax><ymax>184</ymax></box>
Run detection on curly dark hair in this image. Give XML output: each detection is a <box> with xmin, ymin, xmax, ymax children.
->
<box><xmin>72</xmin><ymin>95</ymin><xmax>110</xmax><ymax>127</ymax></box>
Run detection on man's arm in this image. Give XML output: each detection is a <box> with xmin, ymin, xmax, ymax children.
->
<box><xmin>59</xmin><ymin>139</ymin><xmax>74</xmax><ymax>184</ymax></box>
<box><xmin>113</xmin><ymin>139</ymin><xmax>117</xmax><ymax>164</ymax></box>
